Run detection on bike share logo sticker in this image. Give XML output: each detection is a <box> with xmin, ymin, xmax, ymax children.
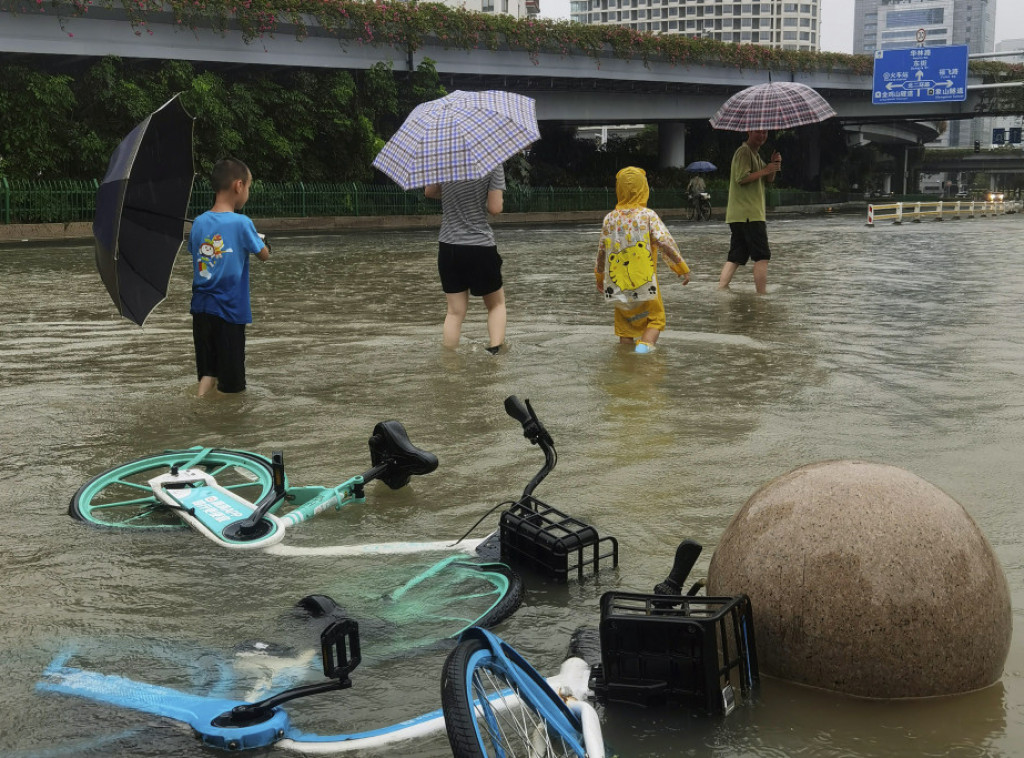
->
<box><xmin>184</xmin><ymin>490</ymin><xmax>247</xmax><ymax>523</ymax></box>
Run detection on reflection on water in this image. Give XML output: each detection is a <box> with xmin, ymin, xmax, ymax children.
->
<box><xmin>2</xmin><ymin>214</ymin><xmax>1024</xmax><ymax>756</ymax></box>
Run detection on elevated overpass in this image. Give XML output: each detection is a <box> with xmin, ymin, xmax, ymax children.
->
<box><xmin>921</xmin><ymin>153</ymin><xmax>1024</xmax><ymax>173</ymax></box>
<box><xmin>2</xmin><ymin>5</ymin><xmax>1020</xmax><ymax>162</ymax></box>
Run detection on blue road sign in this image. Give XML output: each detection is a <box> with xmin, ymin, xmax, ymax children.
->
<box><xmin>993</xmin><ymin>128</ymin><xmax>1006</xmax><ymax>145</ymax></box>
<box><xmin>872</xmin><ymin>45</ymin><xmax>968</xmax><ymax>105</ymax></box>
<box><xmin>1011</xmin><ymin>127</ymin><xmax>1022</xmax><ymax>145</ymax></box>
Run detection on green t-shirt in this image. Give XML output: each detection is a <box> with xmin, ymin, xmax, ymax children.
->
<box><xmin>725</xmin><ymin>143</ymin><xmax>766</xmax><ymax>224</ymax></box>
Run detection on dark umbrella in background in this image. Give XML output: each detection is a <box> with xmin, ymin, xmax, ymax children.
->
<box><xmin>684</xmin><ymin>161</ymin><xmax>717</xmax><ymax>173</ymax></box>
<box><xmin>94</xmin><ymin>94</ymin><xmax>195</xmax><ymax>326</ymax></box>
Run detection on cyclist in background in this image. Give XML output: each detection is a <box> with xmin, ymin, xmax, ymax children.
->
<box><xmin>686</xmin><ymin>173</ymin><xmax>706</xmax><ymax>207</ymax></box>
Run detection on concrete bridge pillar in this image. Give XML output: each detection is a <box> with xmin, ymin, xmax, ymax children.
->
<box><xmin>804</xmin><ymin>127</ymin><xmax>821</xmax><ymax>186</ymax></box>
<box><xmin>658</xmin><ymin>122</ymin><xmax>687</xmax><ymax>169</ymax></box>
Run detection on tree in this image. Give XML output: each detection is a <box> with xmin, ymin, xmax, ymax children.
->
<box><xmin>0</xmin><ymin>67</ymin><xmax>77</xmax><ymax>177</ymax></box>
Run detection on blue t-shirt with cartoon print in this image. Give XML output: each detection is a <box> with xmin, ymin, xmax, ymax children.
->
<box><xmin>188</xmin><ymin>211</ymin><xmax>264</xmax><ymax>324</ymax></box>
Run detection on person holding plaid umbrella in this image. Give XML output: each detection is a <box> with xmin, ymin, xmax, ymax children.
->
<box><xmin>710</xmin><ymin>81</ymin><xmax>835</xmax><ymax>294</ymax></box>
<box><xmin>425</xmin><ymin>167</ymin><xmax>507</xmax><ymax>354</ymax></box>
<box><xmin>374</xmin><ymin>90</ymin><xmax>539</xmax><ymax>354</ymax></box>
<box><xmin>717</xmin><ymin>130</ymin><xmax>781</xmax><ymax>295</ymax></box>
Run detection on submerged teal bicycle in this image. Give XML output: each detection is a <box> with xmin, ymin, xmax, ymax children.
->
<box><xmin>66</xmin><ymin>395</ymin><xmax>584</xmax><ymax>562</ymax></box>
<box><xmin>68</xmin><ymin>420</ymin><xmax>440</xmax><ymax>550</ymax></box>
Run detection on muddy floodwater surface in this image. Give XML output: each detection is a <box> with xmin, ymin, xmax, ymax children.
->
<box><xmin>2</xmin><ymin>213</ymin><xmax>1024</xmax><ymax>757</ymax></box>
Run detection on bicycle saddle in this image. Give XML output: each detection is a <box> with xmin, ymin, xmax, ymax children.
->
<box><xmin>368</xmin><ymin>420</ymin><xmax>439</xmax><ymax>489</ymax></box>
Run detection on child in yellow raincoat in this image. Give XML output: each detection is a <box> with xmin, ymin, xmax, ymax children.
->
<box><xmin>595</xmin><ymin>167</ymin><xmax>691</xmax><ymax>353</ymax></box>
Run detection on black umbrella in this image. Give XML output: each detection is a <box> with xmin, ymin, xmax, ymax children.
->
<box><xmin>94</xmin><ymin>94</ymin><xmax>196</xmax><ymax>326</ymax></box>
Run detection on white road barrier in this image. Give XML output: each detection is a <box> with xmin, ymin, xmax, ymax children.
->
<box><xmin>866</xmin><ymin>199</ymin><xmax>1020</xmax><ymax>226</ymax></box>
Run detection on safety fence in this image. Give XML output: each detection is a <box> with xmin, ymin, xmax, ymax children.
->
<box><xmin>866</xmin><ymin>199</ymin><xmax>1021</xmax><ymax>226</ymax></box>
<box><xmin>0</xmin><ymin>178</ymin><xmax>101</xmax><ymax>224</ymax></box>
<box><xmin>0</xmin><ymin>178</ymin><xmax>693</xmax><ymax>225</ymax></box>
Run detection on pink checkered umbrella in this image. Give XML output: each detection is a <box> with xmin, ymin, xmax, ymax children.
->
<box><xmin>373</xmin><ymin>90</ymin><xmax>539</xmax><ymax>190</ymax></box>
<box><xmin>709</xmin><ymin>81</ymin><xmax>836</xmax><ymax>131</ymax></box>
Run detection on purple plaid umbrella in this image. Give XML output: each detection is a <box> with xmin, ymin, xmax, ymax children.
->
<box><xmin>373</xmin><ymin>90</ymin><xmax>539</xmax><ymax>190</ymax></box>
<box><xmin>709</xmin><ymin>82</ymin><xmax>836</xmax><ymax>131</ymax></box>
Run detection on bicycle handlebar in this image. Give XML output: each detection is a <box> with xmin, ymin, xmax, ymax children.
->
<box><xmin>504</xmin><ymin>396</ymin><xmax>531</xmax><ymax>426</ymax></box>
<box><xmin>504</xmin><ymin>395</ymin><xmax>553</xmax><ymax>448</ymax></box>
<box><xmin>654</xmin><ymin>539</ymin><xmax>702</xmax><ymax>595</ymax></box>
<box><xmin>505</xmin><ymin>395</ymin><xmax>557</xmax><ymax>501</ymax></box>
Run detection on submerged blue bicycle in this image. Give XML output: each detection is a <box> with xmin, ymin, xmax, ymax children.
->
<box><xmin>38</xmin><ymin>619</ymin><xmax>604</xmax><ymax>756</ymax></box>
<box><xmin>441</xmin><ymin>628</ymin><xmax>605</xmax><ymax>757</ymax></box>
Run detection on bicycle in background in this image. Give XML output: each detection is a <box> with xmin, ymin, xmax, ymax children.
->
<box><xmin>687</xmin><ymin>191</ymin><xmax>712</xmax><ymax>222</ymax></box>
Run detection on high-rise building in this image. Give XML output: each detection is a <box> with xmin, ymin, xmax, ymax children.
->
<box><xmin>854</xmin><ymin>0</ymin><xmax>997</xmax><ymax>147</ymax></box>
<box><xmin>988</xmin><ymin>39</ymin><xmax>1024</xmax><ymax>149</ymax></box>
<box><xmin>994</xmin><ymin>37</ymin><xmax>1024</xmax><ymax>55</ymax></box>
<box><xmin>437</xmin><ymin>0</ymin><xmax>539</xmax><ymax>18</ymax></box>
<box><xmin>569</xmin><ymin>0</ymin><xmax>821</xmax><ymax>52</ymax></box>
<box><xmin>853</xmin><ymin>0</ymin><xmax>995</xmax><ymax>55</ymax></box>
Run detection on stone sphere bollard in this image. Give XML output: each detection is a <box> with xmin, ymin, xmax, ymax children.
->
<box><xmin>706</xmin><ymin>460</ymin><xmax>1011</xmax><ymax>698</ymax></box>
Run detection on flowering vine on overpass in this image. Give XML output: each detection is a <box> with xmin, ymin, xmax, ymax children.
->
<box><xmin>5</xmin><ymin>0</ymin><xmax>1023</xmax><ymax>80</ymax></box>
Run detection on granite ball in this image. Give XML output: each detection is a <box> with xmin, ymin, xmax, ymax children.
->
<box><xmin>706</xmin><ymin>460</ymin><xmax>1011</xmax><ymax>698</ymax></box>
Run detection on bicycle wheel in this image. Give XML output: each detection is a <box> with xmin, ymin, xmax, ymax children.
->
<box><xmin>698</xmin><ymin>199</ymin><xmax>712</xmax><ymax>221</ymax></box>
<box><xmin>441</xmin><ymin>638</ymin><xmax>586</xmax><ymax>758</ymax></box>
<box><xmin>69</xmin><ymin>448</ymin><xmax>277</xmax><ymax>529</ymax></box>
<box><xmin>686</xmin><ymin>203</ymin><xmax>696</xmax><ymax>221</ymax></box>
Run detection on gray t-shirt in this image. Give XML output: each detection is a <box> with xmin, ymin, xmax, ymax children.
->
<box><xmin>438</xmin><ymin>166</ymin><xmax>506</xmax><ymax>246</ymax></box>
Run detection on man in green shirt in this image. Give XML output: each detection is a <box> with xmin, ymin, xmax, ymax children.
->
<box><xmin>717</xmin><ymin>130</ymin><xmax>781</xmax><ymax>294</ymax></box>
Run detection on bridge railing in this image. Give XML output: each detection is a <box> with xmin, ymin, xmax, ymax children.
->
<box><xmin>866</xmin><ymin>199</ymin><xmax>1021</xmax><ymax>226</ymax></box>
<box><xmin>0</xmin><ymin>180</ymin><xmax>695</xmax><ymax>224</ymax></box>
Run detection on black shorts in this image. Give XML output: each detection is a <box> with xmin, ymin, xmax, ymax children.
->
<box><xmin>727</xmin><ymin>221</ymin><xmax>771</xmax><ymax>265</ymax></box>
<box><xmin>437</xmin><ymin>242</ymin><xmax>503</xmax><ymax>296</ymax></box>
<box><xmin>192</xmin><ymin>312</ymin><xmax>247</xmax><ymax>393</ymax></box>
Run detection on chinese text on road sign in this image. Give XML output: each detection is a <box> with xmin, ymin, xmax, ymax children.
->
<box><xmin>872</xmin><ymin>45</ymin><xmax>968</xmax><ymax>105</ymax></box>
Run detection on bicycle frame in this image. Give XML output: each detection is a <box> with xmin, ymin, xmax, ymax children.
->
<box><xmin>137</xmin><ymin>419</ymin><xmax>440</xmax><ymax>549</ymax></box>
<box><xmin>148</xmin><ymin>467</ymin><xmax>373</xmax><ymax>550</ymax></box>
<box><xmin>71</xmin><ymin>396</ymin><xmax>571</xmax><ymax>559</ymax></box>
<box><xmin>268</xmin><ymin>397</ymin><xmax>561</xmax><ymax>560</ymax></box>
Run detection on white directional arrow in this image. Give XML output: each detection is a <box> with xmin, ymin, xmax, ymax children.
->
<box><xmin>916</xmin><ymin>70</ymin><xmax>925</xmax><ymax>80</ymax></box>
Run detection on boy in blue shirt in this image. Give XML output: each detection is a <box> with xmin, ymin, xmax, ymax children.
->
<box><xmin>188</xmin><ymin>158</ymin><xmax>270</xmax><ymax>396</ymax></box>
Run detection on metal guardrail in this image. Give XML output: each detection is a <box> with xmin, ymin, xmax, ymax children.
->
<box><xmin>0</xmin><ymin>180</ymin><xmax>697</xmax><ymax>225</ymax></box>
<box><xmin>768</xmin><ymin>189</ymin><xmax>849</xmax><ymax>207</ymax></box>
<box><xmin>866</xmin><ymin>199</ymin><xmax>1021</xmax><ymax>225</ymax></box>
<box><xmin>2</xmin><ymin>178</ymin><xmax>99</xmax><ymax>224</ymax></box>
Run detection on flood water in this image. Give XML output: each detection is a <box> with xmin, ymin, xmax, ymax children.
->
<box><xmin>2</xmin><ymin>211</ymin><xmax>1024</xmax><ymax>757</ymax></box>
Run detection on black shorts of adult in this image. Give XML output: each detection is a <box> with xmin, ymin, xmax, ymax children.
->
<box><xmin>727</xmin><ymin>221</ymin><xmax>772</xmax><ymax>266</ymax></box>
<box><xmin>437</xmin><ymin>241</ymin><xmax>503</xmax><ymax>296</ymax></box>
<box><xmin>192</xmin><ymin>311</ymin><xmax>247</xmax><ymax>393</ymax></box>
